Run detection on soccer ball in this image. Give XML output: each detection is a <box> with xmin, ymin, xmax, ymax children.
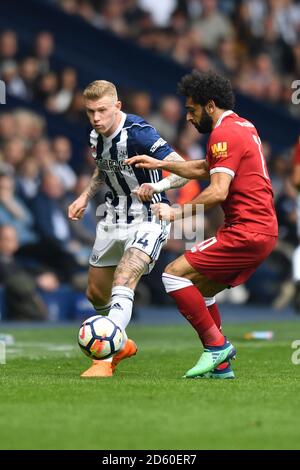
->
<box><xmin>78</xmin><ymin>315</ymin><xmax>123</xmax><ymax>360</ymax></box>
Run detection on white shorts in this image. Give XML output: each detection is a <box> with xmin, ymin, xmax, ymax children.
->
<box><xmin>89</xmin><ymin>220</ymin><xmax>170</xmax><ymax>274</ymax></box>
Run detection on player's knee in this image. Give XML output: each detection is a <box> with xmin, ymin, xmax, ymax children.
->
<box><xmin>164</xmin><ymin>261</ymin><xmax>184</xmax><ymax>277</ymax></box>
<box><xmin>86</xmin><ymin>284</ymin><xmax>110</xmax><ymax>307</ymax></box>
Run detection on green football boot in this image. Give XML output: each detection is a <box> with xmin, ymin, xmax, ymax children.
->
<box><xmin>184</xmin><ymin>339</ymin><xmax>236</xmax><ymax>379</ymax></box>
<box><xmin>197</xmin><ymin>362</ymin><xmax>235</xmax><ymax>379</ymax></box>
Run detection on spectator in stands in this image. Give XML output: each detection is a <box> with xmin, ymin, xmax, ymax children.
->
<box><xmin>67</xmin><ymin>174</ymin><xmax>97</xmax><ymax>246</ymax></box>
<box><xmin>126</xmin><ymin>91</ymin><xmax>152</xmax><ymax>121</ymax></box>
<box><xmin>150</xmin><ymin>95</ymin><xmax>182</xmax><ymax>143</ymax></box>
<box><xmin>0</xmin><ymin>61</ymin><xmax>28</xmax><ymax>101</ymax></box>
<box><xmin>191</xmin><ymin>0</ymin><xmax>233</xmax><ymax>51</ymax></box>
<box><xmin>0</xmin><ymin>224</ymin><xmax>58</xmax><ymax>320</ymax></box>
<box><xmin>1</xmin><ymin>137</ymin><xmax>26</xmax><ymax>169</ymax></box>
<box><xmin>35</xmin><ymin>71</ymin><xmax>58</xmax><ymax>108</ymax></box>
<box><xmin>0</xmin><ymin>30</ymin><xmax>18</xmax><ymax>68</ymax></box>
<box><xmin>0</xmin><ymin>113</ymin><xmax>15</xmax><ymax>143</ymax></box>
<box><xmin>65</xmin><ymin>90</ymin><xmax>86</xmax><ymax>123</ymax></box>
<box><xmin>32</xmin><ymin>31</ymin><xmax>55</xmax><ymax>75</ymax></box>
<box><xmin>52</xmin><ymin>67</ymin><xmax>78</xmax><ymax>113</ymax></box>
<box><xmin>16</xmin><ymin>157</ymin><xmax>41</xmax><ymax>201</ymax></box>
<box><xmin>51</xmin><ymin>136</ymin><xmax>77</xmax><ymax>191</ymax></box>
<box><xmin>0</xmin><ymin>172</ymin><xmax>38</xmax><ymax>246</ymax></box>
<box><xmin>31</xmin><ymin>172</ymin><xmax>87</xmax><ymax>272</ymax></box>
<box><xmin>19</xmin><ymin>57</ymin><xmax>40</xmax><ymax>101</ymax></box>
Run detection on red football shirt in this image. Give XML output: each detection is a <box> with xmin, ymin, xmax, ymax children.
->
<box><xmin>206</xmin><ymin>110</ymin><xmax>278</xmax><ymax>236</ymax></box>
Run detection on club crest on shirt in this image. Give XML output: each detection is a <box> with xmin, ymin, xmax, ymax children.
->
<box><xmin>211</xmin><ymin>142</ymin><xmax>228</xmax><ymax>158</ymax></box>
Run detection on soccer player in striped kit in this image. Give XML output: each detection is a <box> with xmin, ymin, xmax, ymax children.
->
<box><xmin>69</xmin><ymin>80</ymin><xmax>189</xmax><ymax>377</ymax></box>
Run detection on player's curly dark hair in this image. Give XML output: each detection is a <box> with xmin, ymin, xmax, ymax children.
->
<box><xmin>177</xmin><ymin>71</ymin><xmax>235</xmax><ymax>109</ymax></box>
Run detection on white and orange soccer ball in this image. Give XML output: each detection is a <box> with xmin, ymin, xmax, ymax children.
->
<box><xmin>78</xmin><ymin>315</ymin><xmax>123</xmax><ymax>359</ymax></box>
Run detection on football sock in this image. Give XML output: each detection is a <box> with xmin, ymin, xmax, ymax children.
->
<box><xmin>108</xmin><ymin>285</ymin><xmax>134</xmax><ymax>334</ymax></box>
<box><xmin>205</xmin><ymin>298</ymin><xmax>222</xmax><ymax>330</ymax></box>
<box><xmin>162</xmin><ymin>273</ymin><xmax>224</xmax><ymax>346</ymax></box>
<box><xmin>205</xmin><ymin>298</ymin><xmax>229</xmax><ymax>369</ymax></box>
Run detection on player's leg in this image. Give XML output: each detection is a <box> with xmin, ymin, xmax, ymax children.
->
<box><xmin>162</xmin><ymin>255</ymin><xmax>236</xmax><ymax>378</ymax></box>
<box><xmin>108</xmin><ymin>221</ymin><xmax>170</xmax><ymax>334</ymax></box>
<box><xmin>86</xmin><ymin>265</ymin><xmax>116</xmax><ymax>314</ymax></box>
<box><xmin>91</xmin><ymin>247</ymin><xmax>147</xmax><ymax>372</ymax></box>
<box><xmin>80</xmin><ymin>266</ymin><xmax>116</xmax><ymax>377</ymax></box>
<box><xmin>81</xmin><ymin>225</ymin><xmax>130</xmax><ymax>377</ymax></box>
<box><xmin>183</xmin><ymin>269</ymin><xmax>234</xmax><ymax>379</ymax></box>
<box><xmin>108</xmin><ymin>222</ymin><xmax>170</xmax><ymax>370</ymax></box>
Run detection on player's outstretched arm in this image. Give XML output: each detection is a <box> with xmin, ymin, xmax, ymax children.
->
<box><xmin>68</xmin><ymin>168</ymin><xmax>103</xmax><ymax>220</ymax></box>
<box><xmin>131</xmin><ymin>152</ymin><xmax>189</xmax><ymax>202</ymax></box>
<box><xmin>125</xmin><ymin>154</ymin><xmax>209</xmax><ymax>180</ymax></box>
<box><xmin>151</xmin><ymin>172</ymin><xmax>232</xmax><ymax>222</ymax></box>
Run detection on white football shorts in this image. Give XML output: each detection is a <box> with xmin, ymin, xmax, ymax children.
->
<box><xmin>89</xmin><ymin>220</ymin><xmax>170</xmax><ymax>274</ymax></box>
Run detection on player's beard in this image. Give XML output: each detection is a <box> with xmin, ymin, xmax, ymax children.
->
<box><xmin>193</xmin><ymin>108</ymin><xmax>213</xmax><ymax>134</ymax></box>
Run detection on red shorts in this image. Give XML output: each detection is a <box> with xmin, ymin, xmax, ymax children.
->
<box><xmin>184</xmin><ymin>225</ymin><xmax>277</xmax><ymax>287</ymax></box>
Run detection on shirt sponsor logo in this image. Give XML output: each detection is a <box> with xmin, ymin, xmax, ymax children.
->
<box><xmin>97</xmin><ymin>158</ymin><xmax>133</xmax><ymax>175</ymax></box>
<box><xmin>117</xmin><ymin>147</ymin><xmax>128</xmax><ymax>160</ymax></box>
<box><xmin>211</xmin><ymin>142</ymin><xmax>228</xmax><ymax>158</ymax></box>
<box><xmin>150</xmin><ymin>137</ymin><xmax>167</xmax><ymax>153</ymax></box>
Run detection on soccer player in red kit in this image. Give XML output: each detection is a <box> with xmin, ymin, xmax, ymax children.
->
<box><xmin>126</xmin><ymin>71</ymin><xmax>278</xmax><ymax>379</ymax></box>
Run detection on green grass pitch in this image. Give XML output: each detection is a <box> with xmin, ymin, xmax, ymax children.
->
<box><xmin>0</xmin><ymin>320</ymin><xmax>300</xmax><ymax>450</ymax></box>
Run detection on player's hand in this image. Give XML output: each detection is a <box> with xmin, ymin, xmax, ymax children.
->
<box><xmin>68</xmin><ymin>194</ymin><xmax>88</xmax><ymax>220</ymax></box>
<box><xmin>151</xmin><ymin>203</ymin><xmax>181</xmax><ymax>222</ymax></box>
<box><xmin>125</xmin><ymin>155</ymin><xmax>162</xmax><ymax>170</ymax></box>
<box><xmin>132</xmin><ymin>183</ymin><xmax>156</xmax><ymax>202</ymax></box>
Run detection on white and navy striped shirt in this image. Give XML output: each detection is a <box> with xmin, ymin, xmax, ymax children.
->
<box><xmin>89</xmin><ymin>112</ymin><xmax>173</xmax><ymax>224</ymax></box>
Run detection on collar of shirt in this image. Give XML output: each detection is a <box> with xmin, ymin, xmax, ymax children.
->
<box><xmin>102</xmin><ymin>111</ymin><xmax>127</xmax><ymax>142</ymax></box>
<box><xmin>214</xmin><ymin>109</ymin><xmax>234</xmax><ymax>129</ymax></box>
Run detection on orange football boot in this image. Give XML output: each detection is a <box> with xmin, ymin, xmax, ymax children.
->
<box><xmin>80</xmin><ymin>339</ymin><xmax>138</xmax><ymax>377</ymax></box>
<box><xmin>80</xmin><ymin>359</ymin><xmax>113</xmax><ymax>378</ymax></box>
<box><xmin>111</xmin><ymin>339</ymin><xmax>138</xmax><ymax>372</ymax></box>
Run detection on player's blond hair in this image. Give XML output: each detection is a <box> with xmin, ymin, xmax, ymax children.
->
<box><xmin>83</xmin><ymin>80</ymin><xmax>118</xmax><ymax>102</ymax></box>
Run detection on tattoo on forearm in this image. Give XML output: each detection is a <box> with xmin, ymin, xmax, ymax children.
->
<box><xmin>87</xmin><ymin>169</ymin><xmax>104</xmax><ymax>198</ymax></box>
<box><xmin>164</xmin><ymin>152</ymin><xmax>189</xmax><ymax>188</ymax></box>
<box><xmin>113</xmin><ymin>248</ymin><xmax>149</xmax><ymax>287</ymax></box>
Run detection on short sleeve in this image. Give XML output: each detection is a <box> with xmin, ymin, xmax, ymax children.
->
<box><xmin>131</xmin><ymin>125</ymin><xmax>174</xmax><ymax>160</ymax></box>
<box><xmin>208</xmin><ymin>128</ymin><xmax>244</xmax><ymax>179</ymax></box>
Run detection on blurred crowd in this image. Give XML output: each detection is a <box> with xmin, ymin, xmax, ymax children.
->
<box><xmin>56</xmin><ymin>0</ymin><xmax>300</xmax><ymax>117</ymax></box>
<box><xmin>0</xmin><ymin>0</ymin><xmax>299</xmax><ymax>319</ymax></box>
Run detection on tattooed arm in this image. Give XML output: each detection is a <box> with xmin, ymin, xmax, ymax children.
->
<box><xmin>127</xmin><ymin>152</ymin><xmax>208</xmax><ymax>202</ymax></box>
<box><xmin>68</xmin><ymin>167</ymin><xmax>104</xmax><ymax>220</ymax></box>
<box><xmin>130</xmin><ymin>152</ymin><xmax>188</xmax><ymax>202</ymax></box>
<box><xmin>157</xmin><ymin>152</ymin><xmax>189</xmax><ymax>189</ymax></box>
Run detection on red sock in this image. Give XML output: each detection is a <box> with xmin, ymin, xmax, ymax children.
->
<box><xmin>168</xmin><ymin>285</ymin><xmax>224</xmax><ymax>346</ymax></box>
<box><xmin>207</xmin><ymin>303</ymin><xmax>222</xmax><ymax>330</ymax></box>
<box><xmin>208</xmin><ymin>302</ymin><xmax>229</xmax><ymax>369</ymax></box>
